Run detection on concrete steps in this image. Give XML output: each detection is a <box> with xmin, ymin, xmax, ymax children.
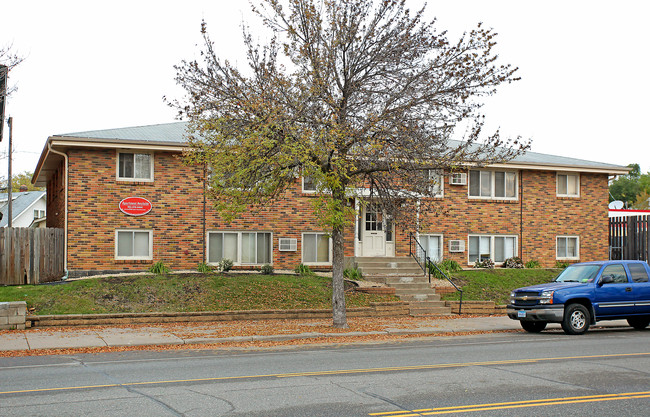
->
<box><xmin>354</xmin><ymin>257</ymin><xmax>452</xmax><ymax>317</ymax></box>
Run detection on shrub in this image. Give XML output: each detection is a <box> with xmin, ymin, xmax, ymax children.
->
<box><xmin>525</xmin><ymin>259</ymin><xmax>541</xmax><ymax>269</ymax></box>
<box><xmin>473</xmin><ymin>258</ymin><xmax>494</xmax><ymax>269</ymax></box>
<box><xmin>149</xmin><ymin>261</ymin><xmax>170</xmax><ymax>275</ymax></box>
<box><xmin>196</xmin><ymin>262</ymin><xmax>213</xmax><ymax>273</ymax></box>
<box><xmin>343</xmin><ymin>267</ymin><xmax>363</xmax><ymax>281</ymax></box>
<box><xmin>217</xmin><ymin>258</ymin><xmax>234</xmax><ymax>272</ymax></box>
<box><xmin>260</xmin><ymin>264</ymin><xmax>274</xmax><ymax>275</ymax></box>
<box><xmin>294</xmin><ymin>263</ymin><xmax>314</xmax><ymax>276</ymax></box>
<box><xmin>428</xmin><ymin>259</ymin><xmax>462</xmax><ymax>279</ymax></box>
<box><xmin>555</xmin><ymin>260</ymin><xmax>570</xmax><ymax>269</ymax></box>
<box><xmin>504</xmin><ymin>257</ymin><xmax>524</xmax><ymax>268</ymax></box>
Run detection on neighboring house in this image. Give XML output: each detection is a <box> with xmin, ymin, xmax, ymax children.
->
<box><xmin>32</xmin><ymin>122</ymin><xmax>629</xmax><ymax>277</ymax></box>
<box><xmin>0</xmin><ymin>190</ymin><xmax>47</xmax><ymax>228</ymax></box>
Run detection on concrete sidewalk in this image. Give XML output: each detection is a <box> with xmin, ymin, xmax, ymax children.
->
<box><xmin>0</xmin><ymin>316</ymin><xmax>634</xmax><ymax>353</ymax></box>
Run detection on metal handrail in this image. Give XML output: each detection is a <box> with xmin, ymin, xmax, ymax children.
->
<box><xmin>429</xmin><ymin>261</ymin><xmax>464</xmax><ymax>315</ymax></box>
<box><xmin>409</xmin><ymin>232</ymin><xmax>430</xmax><ymax>282</ymax></box>
<box><xmin>409</xmin><ymin>232</ymin><xmax>464</xmax><ymax>314</ymax></box>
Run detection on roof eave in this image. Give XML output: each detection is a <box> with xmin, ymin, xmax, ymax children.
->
<box><xmin>32</xmin><ymin>136</ymin><xmax>188</xmax><ymax>187</ymax></box>
<box><xmin>484</xmin><ymin>161</ymin><xmax>630</xmax><ymax>176</ymax></box>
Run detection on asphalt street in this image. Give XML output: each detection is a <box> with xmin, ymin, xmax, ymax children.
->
<box><xmin>1</xmin><ymin>326</ymin><xmax>648</xmax><ymax>416</ymax></box>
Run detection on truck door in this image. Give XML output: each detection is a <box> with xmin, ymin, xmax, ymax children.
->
<box><xmin>626</xmin><ymin>263</ymin><xmax>650</xmax><ymax>314</ymax></box>
<box><xmin>593</xmin><ymin>264</ymin><xmax>636</xmax><ymax>317</ymax></box>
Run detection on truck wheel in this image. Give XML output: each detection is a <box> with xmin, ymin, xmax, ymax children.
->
<box><xmin>561</xmin><ymin>304</ymin><xmax>590</xmax><ymax>335</ymax></box>
<box><xmin>520</xmin><ymin>321</ymin><xmax>547</xmax><ymax>333</ymax></box>
<box><xmin>627</xmin><ymin>317</ymin><xmax>650</xmax><ymax>330</ymax></box>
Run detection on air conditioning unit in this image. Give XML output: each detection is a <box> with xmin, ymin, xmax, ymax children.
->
<box><xmin>449</xmin><ymin>240</ymin><xmax>465</xmax><ymax>253</ymax></box>
<box><xmin>450</xmin><ymin>173</ymin><xmax>467</xmax><ymax>185</ymax></box>
<box><xmin>279</xmin><ymin>238</ymin><xmax>297</xmax><ymax>251</ymax></box>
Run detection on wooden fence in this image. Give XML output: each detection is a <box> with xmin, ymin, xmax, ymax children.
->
<box><xmin>609</xmin><ymin>215</ymin><xmax>649</xmax><ymax>262</ymax></box>
<box><xmin>0</xmin><ymin>228</ymin><xmax>65</xmax><ymax>285</ymax></box>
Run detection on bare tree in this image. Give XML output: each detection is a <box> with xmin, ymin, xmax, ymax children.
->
<box><xmin>171</xmin><ymin>0</ymin><xmax>529</xmax><ymax>328</ymax></box>
<box><xmin>0</xmin><ymin>43</ymin><xmax>24</xmax><ymax>96</ymax></box>
<box><xmin>1</xmin><ymin>43</ymin><xmax>24</xmax><ymax>143</ymax></box>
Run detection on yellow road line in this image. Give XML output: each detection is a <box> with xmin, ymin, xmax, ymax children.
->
<box><xmin>1</xmin><ymin>352</ymin><xmax>649</xmax><ymax>396</ymax></box>
<box><xmin>370</xmin><ymin>391</ymin><xmax>650</xmax><ymax>416</ymax></box>
<box><xmin>278</xmin><ymin>352</ymin><xmax>650</xmax><ymax>378</ymax></box>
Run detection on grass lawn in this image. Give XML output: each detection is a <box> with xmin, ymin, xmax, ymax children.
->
<box><xmin>0</xmin><ymin>273</ymin><xmax>398</xmax><ymax>315</ymax></box>
<box><xmin>441</xmin><ymin>268</ymin><xmax>563</xmax><ymax>305</ymax></box>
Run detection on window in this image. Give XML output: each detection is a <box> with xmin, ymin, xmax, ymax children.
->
<box><xmin>469</xmin><ymin>170</ymin><xmax>517</xmax><ymax>199</ymax></box>
<box><xmin>450</xmin><ymin>172</ymin><xmax>467</xmax><ymax>185</ymax></box>
<box><xmin>115</xmin><ymin>230</ymin><xmax>152</xmax><ymax>260</ymax></box>
<box><xmin>302</xmin><ymin>233</ymin><xmax>331</xmax><ymax>264</ymax></box>
<box><xmin>557</xmin><ymin>236</ymin><xmax>579</xmax><ymax>260</ymax></box>
<box><xmin>33</xmin><ymin>209</ymin><xmax>45</xmax><ymax>219</ymax></box>
<box><xmin>420</xmin><ymin>234</ymin><xmax>443</xmax><ymax>262</ymax></box>
<box><xmin>627</xmin><ymin>263</ymin><xmax>649</xmax><ymax>283</ymax></box>
<box><xmin>428</xmin><ymin>170</ymin><xmax>444</xmax><ymax>197</ymax></box>
<box><xmin>207</xmin><ymin>231</ymin><xmax>272</xmax><ymax>265</ymax></box>
<box><xmin>468</xmin><ymin>235</ymin><xmax>517</xmax><ymax>264</ymax></box>
<box><xmin>557</xmin><ymin>173</ymin><xmax>580</xmax><ymax>197</ymax></box>
<box><xmin>302</xmin><ymin>176</ymin><xmax>317</xmax><ymax>192</ymax></box>
<box><xmin>601</xmin><ymin>264</ymin><xmax>628</xmax><ymax>284</ymax></box>
<box><xmin>118</xmin><ymin>152</ymin><xmax>153</xmax><ymax>181</ymax></box>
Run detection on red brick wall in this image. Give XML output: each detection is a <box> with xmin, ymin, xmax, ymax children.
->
<box><xmin>61</xmin><ymin>148</ymin><xmax>610</xmax><ymax>274</ymax></box>
<box><xmin>417</xmin><ymin>170</ymin><xmax>609</xmax><ymax>267</ymax></box>
<box><xmin>64</xmin><ymin>148</ymin><xmax>350</xmax><ymax>274</ymax></box>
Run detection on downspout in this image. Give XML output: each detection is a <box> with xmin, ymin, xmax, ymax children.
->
<box><xmin>47</xmin><ymin>142</ymin><xmax>68</xmax><ymax>279</ymax></box>
<box><xmin>520</xmin><ymin>170</ymin><xmax>523</xmax><ymax>259</ymax></box>
<box><xmin>202</xmin><ymin>162</ymin><xmax>207</xmax><ymax>262</ymax></box>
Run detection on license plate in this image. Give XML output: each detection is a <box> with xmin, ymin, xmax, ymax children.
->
<box><xmin>517</xmin><ymin>310</ymin><xmax>526</xmax><ymax>318</ymax></box>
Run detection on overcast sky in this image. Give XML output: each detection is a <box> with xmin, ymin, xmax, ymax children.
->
<box><xmin>2</xmin><ymin>0</ymin><xmax>649</xmax><ymax>179</ymax></box>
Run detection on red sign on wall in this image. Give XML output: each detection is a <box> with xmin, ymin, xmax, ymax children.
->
<box><xmin>119</xmin><ymin>197</ymin><xmax>152</xmax><ymax>216</ymax></box>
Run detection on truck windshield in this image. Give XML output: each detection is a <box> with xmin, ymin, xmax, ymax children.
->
<box><xmin>555</xmin><ymin>265</ymin><xmax>601</xmax><ymax>283</ymax></box>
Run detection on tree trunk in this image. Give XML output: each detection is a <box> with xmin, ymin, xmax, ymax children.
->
<box><xmin>331</xmin><ymin>223</ymin><xmax>348</xmax><ymax>328</ymax></box>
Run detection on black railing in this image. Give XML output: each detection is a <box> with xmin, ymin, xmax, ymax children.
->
<box><xmin>409</xmin><ymin>231</ymin><xmax>430</xmax><ymax>281</ymax></box>
<box><xmin>409</xmin><ymin>232</ymin><xmax>464</xmax><ymax>314</ymax></box>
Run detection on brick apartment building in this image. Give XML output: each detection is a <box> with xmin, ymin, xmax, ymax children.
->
<box><xmin>32</xmin><ymin>122</ymin><xmax>629</xmax><ymax>277</ymax></box>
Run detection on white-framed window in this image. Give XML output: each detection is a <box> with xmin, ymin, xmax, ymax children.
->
<box><xmin>557</xmin><ymin>173</ymin><xmax>580</xmax><ymax>197</ymax></box>
<box><xmin>468</xmin><ymin>235</ymin><xmax>517</xmax><ymax>264</ymax></box>
<box><xmin>33</xmin><ymin>209</ymin><xmax>45</xmax><ymax>219</ymax></box>
<box><xmin>428</xmin><ymin>170</ymin><xmax>444</xmax><ymax>197</ymax></box>
<box><xmin>117</xmin><ymin>151</ymin><xmax>154</xmax><ymax>181</ymax></box>
<box><xmin>450</xmin><ymin>172</ymin><xmax>467</xmax><ymax>185</ymax></box>
<box><xmin>557</xmin><ymin>236</ymin><xmax>579</xmax><ymax>260</ymax></box>
<box><xmin>302</xmin><ymin>232</ymin><xmax>332</xmax><ymax>264</ymax></box>
<box><xmin>469</xmin><ymin>170</ymin><xmax>517</xmax><ymax>199</ymax></box>
<box><xmin>207</xmin><ymin>231</ymin><xmax>272</xmax><ymax>265</ymax></box>
<box><xmin>302</xmin><ymin>176</ymin><xmax>317</xmax><ymax>193</ymax></box>
<box><xmin>419</xmin><ymin>234</ymin><xmax>443</xmax><ymax>262</ymax></box>
<box><xmin>115</xmin><ymin>229</ymin><xmax>153</xmax><ymax>260</ymax></box>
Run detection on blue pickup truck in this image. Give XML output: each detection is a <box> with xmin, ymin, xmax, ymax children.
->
<box><xmin>507</xmin><ymin>260</ymin><xmax>650</xmax><ymax>335</ymax></box>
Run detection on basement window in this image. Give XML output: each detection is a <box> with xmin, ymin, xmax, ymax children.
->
<box><xmin>115</xmin><ymin>229</ymin><xmax>153</xmax><ymax>260</ymax></box>
<box><xmin>302</xmin><ymin>233</ymin><xmax>331</xmax><ymax>264</ymax></box>
<box><xmin>207</xmin><ymin>231</ymin><xmax>272</xmax><ymax>265</ymax></box>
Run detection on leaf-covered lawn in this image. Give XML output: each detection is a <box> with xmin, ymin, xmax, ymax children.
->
<box><xmin>0</xmin><ymin>273</ymin><xmax>397</xmax><ymax>315</ymax></box>
<box><xmin>442</xmin><ymin>268</ymin><xmax>562</xmax><ymax>305</ymax></box>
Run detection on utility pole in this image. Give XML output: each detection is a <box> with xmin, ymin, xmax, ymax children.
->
<box><xmin>0</xmin><ymin>64</ymin><xmax>7</xmax><ymax>143</ymax></box>
<box><xmin>7</xmin><ymin>116</ymin><xmax>13</xmax><ymax>227</ymax></box>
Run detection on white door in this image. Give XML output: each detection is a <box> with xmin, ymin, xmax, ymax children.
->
<box><xmin>362</xmin><ymin>203</ymin><xmax>386</xmax><ymax>256</ymax></box>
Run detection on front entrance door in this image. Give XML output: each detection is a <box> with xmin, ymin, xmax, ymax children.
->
<box><xmin>362</xmin><ymin>203</ymin><xmax>386</xmax><ymax>256</ymax></box>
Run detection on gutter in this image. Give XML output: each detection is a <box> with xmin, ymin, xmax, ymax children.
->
<box><xmin>47</xmin><ymin>142</ymin><xmax>69</xmax><ymax>278</ymax></box>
